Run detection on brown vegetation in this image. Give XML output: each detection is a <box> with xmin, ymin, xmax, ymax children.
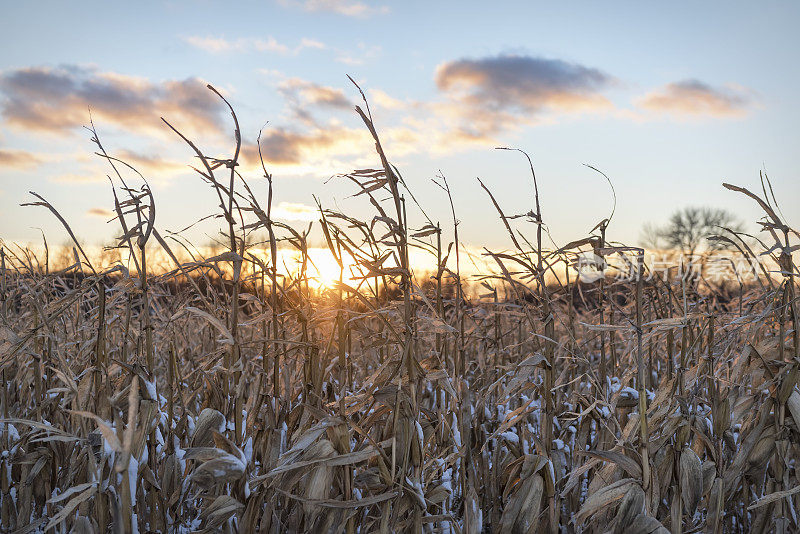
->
<box><xmin>0</xmin><ymin>83</ymin><xmax>798</xmax><ymax>533</ymax></box>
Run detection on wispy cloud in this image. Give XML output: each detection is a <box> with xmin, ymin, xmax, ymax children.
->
<box><xmin>277</xmin><ymin>78</ymin><xmax>352</xmax><ymax>123</ymax></box>
<box><xmin>637</xmin><ymin>79</ymin><xmax>752</xmax><ymax>117</ymax></box>
<box><xmin>279</xmin><ymin>0</ymin><xmax>389</xmax><ymax>17</ymax></box>
<box><xmin>278</xmin><ymin>79</ymin><xmax>351</xmax><ymax>108</ymax></box>
<box><xmin>86</xmin><ymin>207</ymin><xmax>113</xmax><ymax>218</ymax></box>
<box><xmin>369</xmin><ymin>89</ymin><xmax>404</xmax><ymax>110</ymax></box>
<box><xmin>239</xmin><ymin>74</ymin><xmax>420</xmax><ymax>171</ymax></box>
<box><xmin>184</xmin><ymin>35</ymin><xmax>326</xmax><ymax>55</ymax></box>
<box><xmin>44</xmin><ymin>149</ymin><xmax>186</xmax><ymax>186</ymax></box>
<box><xmin>0</xmin><ymin>65</ymin><xmax>225</xmax><ymax>136</ymax></box>
<box><xmin>335</xmin><ymin>43</ymin><xmax>382</xmax><ymax>65</ymax></box>
<box><xmin>113</xmin><ymin>149</ymin><xmax>186</xmax><ymax>177</ymax></box>
<box><xmin>0</xmin><ymin>149</ymin><xmax>44</xmax><ymax>169</ymax></box>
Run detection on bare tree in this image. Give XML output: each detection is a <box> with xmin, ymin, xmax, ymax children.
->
<box><xmin>639</xmin><ymin>221</ymin><xmax>664</xmax><ymax>250</ymax></box>
<box><xmin>643</xmin><ymin>206</ymin><xmax>743</xmax><ymax>256</ymax></box>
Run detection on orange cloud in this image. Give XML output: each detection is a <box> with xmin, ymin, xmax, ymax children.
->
<box><xmin>0</xmin><ymin>66</ymin><xmax>226</xmax><ymax>136</ymax></box>
<box><xmin>278</xmin><ymin>78</ymin><xmax>351</xmax><ymax>109</ymax></box>
<box><xmin>0</xmin><ymin>149</ymin><xmax>43</xmax><ymax>169</ymax></box>
<box><xmin>242</xmin><ymin>126</ymin><xmax>369</xmax><ymax>167</ymax></box>
<box><xmin>113</xmin><ymin>149</ymin><xmax>186</xmax><ymax>177</ymax></box>
<box><xmin>369</xmin><ymin>89</ymin><xmax>404</xmax><ymax>110</ymax></box>
<box><xmin>277</xmin><ymin>78</ymin><xmax>352</xmax><ymax>124</ymax></box>
<box><xmin>637</xmin><ymin>79</ymin><xmax>752</xmax><ymax>117</ymax></box>
<box><xmin>344</xmin><ymin>54</ymin><xmax>615</xmax><ymax>149</ymax></box>
<box><xmin>86</xmin><ymin>207</ymin><xmax>113</xmax><ymax>218</ymax></box>
<box><xmin>434</xmin><ymin>54</ymin><xmax>613</xmax><ymax>138</ymax></box>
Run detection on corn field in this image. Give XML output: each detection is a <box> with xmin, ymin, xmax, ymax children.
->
<box><xmin>0</xmin><ymin>84</ymin><xmax>798</xmax><ymax>533</ymax></box>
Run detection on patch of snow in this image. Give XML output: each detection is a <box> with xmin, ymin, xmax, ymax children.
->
<box><xmin>500</xmin><ymin>431</ymin><xmax>519</xmax><ymax>444</ymax></box>
<box><xmin>244</xmin><ymin>436</ymin><xmax>253</xmax><ymax>463</ymax></box>
<box><xmin>142</xmin><ymin>379</ymin><xmax>157</xmax><ymax>401</ymax></box>
<box><xmin>451</xmin><ymin>418</ymin><xmax>462</xmax><ymax>448</ymax></box>
<box><xmin>128</xmin><ymin>456</ymin><xmax>139</xmax><ymax>507</ymax></box>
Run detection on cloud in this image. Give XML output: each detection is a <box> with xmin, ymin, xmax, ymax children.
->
<box><xmin>45</xmin><ymin>149</ymin><xmax>186</xmax><ymax>186</ymax></box>
<box><xmin>0</xmin><ymin>149</ymin><xmax>43</xmax><ymax>169</ymax></box>
<box><xmin>279</xmin><ymin>0</ymin><xmax>389</xmax><ymax>17</ymax></box>
<box><xmin>335</xmin><ymin>43</ymin><xmax>382</xmax><ymax>65</ymax></box>
<box><xmin>369</xmin><ymin>89</ymin><xmax>404</xmax><ymax>110</ymax></box>
<box><xmin>235</xmin><ymin>75</ymin><xmax>420</xmax><ymax>172</ymax></box>
<box><xmin>637</xmin><ymin>79</ymin><xmax>752</xmax><ymax>117</ymax></box>
<box><xmin>184</xmin><ymin>36</ymin><xmax>325</xmax><ymax>55</ymax></box>
<box><xmin>0</xmin><ymin>65</ymin><xmax>225</xmax><ymax>136</ymax></box>
<box><xmin>433</xmin><ymin>54</ymin><xmax>614</xmax><ymax>140</ymax></box>
<box><xmin>86</xmin><ymin>207</ymin><xmax>113</xmax><ymax>218</ymax></box>
<box><xmin>247</xmin><ymin>55</ymin><xmax>614</xmax><ymax>164</ymax></box>
<box><xmin>278</xmin><ymin>78</ymin><xmax>351</xmax><ymax>109</ymax></box>
<box><xmin>113</xmin><ymin>149</ymin><xmax>186</xmax><ymax>176</ymax></box>
<box><xmin>242</xmin><ymin>125</ymin><xmax>368</xmax><ymax>167</ymax></box>
<box><xmin>436</xmin><ymin>55</ymin><xmax>612</xmax><ymax>110</ymax></box>
<box><xmin>277</xmin><ymin>78</ymin><xmax>352</xmax><ymax>123</ymax></box>
<box><xmin>271</xmin><ymin>201</ymin><xmax>318</xmax><ymax>222</ymax></box>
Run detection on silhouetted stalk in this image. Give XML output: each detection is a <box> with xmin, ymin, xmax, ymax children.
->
<box><xmin>635</xmin><ymin>250</ymin><xmax>650</xmax><ymax>494</ymax></box>
<box><xmin>93</xmin><ymin>279</ymin><xmax>107</xmax><ymax>417</ymax></box>
<box><xmin>205</xmin><ymin>85</ymin><xmax>245</xmax><ymax>441</ymax></box>
<box><xmin>598</xmin><ymin>222</ymin><xmax>608</xmax><ymax>393</ymax></box>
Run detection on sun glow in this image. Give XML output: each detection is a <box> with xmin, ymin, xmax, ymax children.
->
<box><xmin>308</xmin><ymin>249</ymin><xmax>347</xmax><ymax>289</ymax></box>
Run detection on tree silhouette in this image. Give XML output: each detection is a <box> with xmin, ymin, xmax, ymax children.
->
<box><xmin>642</xmin><ymin>206</ymin><xmax>743</xmax><ymax>256</ymax></box>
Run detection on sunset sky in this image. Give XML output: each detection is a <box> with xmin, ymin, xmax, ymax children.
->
<box><xmin>1</xmin><ymin>1</ymin><xmax>798</xmax><ymax>254</ymax></box>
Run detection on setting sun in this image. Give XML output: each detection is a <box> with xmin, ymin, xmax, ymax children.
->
<box><xmin>307</xmin><ymin>248</ymin><xmax>346</xmax><ymax>288</ymax></box>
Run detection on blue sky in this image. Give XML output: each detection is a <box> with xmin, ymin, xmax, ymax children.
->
<box><xmin>1</xmin><ymin>0</ymin><xmax>798</xmax><ymax>252</ymax></box>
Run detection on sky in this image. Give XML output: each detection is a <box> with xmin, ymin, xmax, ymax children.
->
<box><xmin>1</xmin><ymin>1</ymin><xmax>798</xmax><ymax>256</ymax></box>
